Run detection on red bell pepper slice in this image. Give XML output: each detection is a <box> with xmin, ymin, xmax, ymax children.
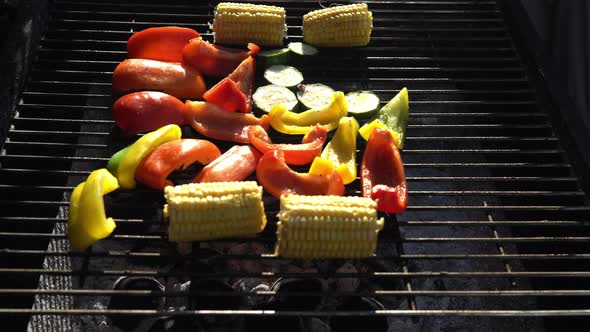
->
<box><xmin>248</xmin><ymin>124</ymin><xmax>328</xmax><ymax>165</ymax></box>
<box><xmin>361</xmin><ymin>128</ymin><xmax>408</xmax><ymax>213</ymax></box>
<box><xmin>193</xmin><ymin>145</ymin><xmax>261</xmax><ymax>183</ymax></box>
<box><xmin>256</xmin><ymin>150</ymin><xmax>344</xmax><ymax>198</ymax></box>
<box><xmin>184</xmin><ymin>101</ymin><xmax>270</xmax><ymax>143</ymax></box>
<box><xmin>112</xmin><ymin>59</ymin><xmax>207</xmax><ymax>99</ymax></box>
<box><xmin>203</xmin><ymin>78</ymin><xmax>247</xmax><ymax>113</ymax></box>
<box><xmin>227</xmin><ymin>56</ymin><xmax>255</xmax><ymax>113</ymax></box>
<box><xmin>182</xmin><ymin>38</ymin><xmax>260</xmax><ymax>77</ymax></box>
<box><xmin>203</xmin><ymin>56</ymin><xmax>256</xmax><ymax>113</ymax></box>
<box><xmin>112</xmin><ymin>91</ymin><xmax>185</xmax><ymax>135</ymax></box>
<box><xmin>135</xmin><ymin>139</ymin><xmax>221</xmax><ymax>190</ymax></box>
<box><xmin>127</xmin><ymin>26</ymin><xmax>200</xmax><ymax>63</ymax></box>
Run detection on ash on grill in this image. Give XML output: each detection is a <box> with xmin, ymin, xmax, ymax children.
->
<box><xmin>65</xmin><ymin>235</ymin><xmax>403</xmax><ymax>331</ymax></box>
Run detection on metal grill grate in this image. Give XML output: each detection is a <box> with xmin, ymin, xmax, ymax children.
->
<box><xmin>1</xmin><ymin>0</ymin><xmax>590</xmax><ymax>330</ymax></box>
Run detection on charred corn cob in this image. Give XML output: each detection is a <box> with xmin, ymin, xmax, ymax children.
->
<box><xmin>275</xmin><ymin>195</ymin><xmax>384</xmax><ymax>258</ymax></box>
<box><xmin>164</xmin><ymin>181</ymin><xmax>267</xmax><ymax>242</ymax></box>
<box><xmin>303</xmin><ymin>3</ymin><xmax>373</xmax><ymax>47</ymax></box>
<box><xmin>212</xmin><ymin>2</ymin><xmax>287</xmax><ymax>47</ymax></box>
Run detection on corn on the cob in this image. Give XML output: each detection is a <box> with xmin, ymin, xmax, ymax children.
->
<box><xmin>303</xmin><ymin>3</ymin><xmax>373</xmax><ymax>47</ymax></box>
<box><xmin>212</xmin><ymin>2</ymin><xmax>287</xmax><ymax>47</ymax></box>
<box><xmin>275</xmin><ymin>195</ymin><xmax>384</xmax><ymax>258</ymax></box>
<box><xmin>164</xmin><ymin>181</ymin><xmax>267</xmax><ymax>242</ymax></box>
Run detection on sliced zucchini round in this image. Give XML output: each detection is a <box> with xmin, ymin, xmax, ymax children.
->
<box><xmin>253</xmin><ymin>84</ymin><xmax>299</xmax><ymax>114</ymax></box>
<box><xmin>263</xmin><ymin>65</ymin><xmax>304</xmax><ymax>89</ymax></box>
<box><xmin>296</xmin><ymin>83</ymin><xmax>335</xmax><ymax>110</ymax></box>
<box><xmin>288</xmin><ymin>42</ymin><xmax>319</xmax><ymax>56</ymax></box>
<box><xmin>345</xmin><ymin>91</ymin><xmax>381</xmax><ymax>118</ymax></box>
<box><xmin>257</xmin><ymin>48</ymin><xmax>290</xmax><ymax>68</ymax></box>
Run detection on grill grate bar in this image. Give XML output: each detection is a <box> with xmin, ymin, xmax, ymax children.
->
<box><xmin>0</xmin><ymin>184</ymin><xmax>583</xmax><ymax>196</ymax></box>
<box><xmin>8</xmin><ymin>124</ymin><xmax>556</xmax><ymax>133</ymax></box>
<box><xmin>3</xmin><ymin>308</ymin><xmax>590</xmax><ymax>317</ymax></box>
<box><xmin>53</xmin><ymin>0</ymin><xmax>498</xmax><ymax>7</ymax></box>
<box><xmin>28</xmin><ymin>68</ymin><xmax>531</xmax><ymax>77</ymax></box>
<box><xmin>0</xmin><ymin>186</ymin><xmax>583</xmax><ymax>199</ymax></box>
<box><xmin>3</xmin><ymin>217</ymin><xmax>588</xmax><ymax>227</ymax></box>
<box><xmin>0</xmin><ymin>170</ymin><xmax>571</xmax><ymax>182</ymax></box>
<box><xmin>38</xmin><ymin>45</ymin><xmax>518</xmax><ymax>54</ymax></box>
<box><xmin>5</xmin><ymin>232</ymin><xmax>590</xmax><ymax>244</ymax></box>
<box><xmin>12</xmin><ymin>112</ymin><xmax>549</xmax><ymax>121</ymax></box>
<box><xmin>4</xmin><ymin>144</ymin><xmax>568</xmax><ymax>156</ymax></box>
<box><xmin>21</xmin><ymin>89</ymin><xmax>536</xmax><ymax>96</ymax></box>
<box><xmin>1</xmin><ymin>266</ymin><xmax>590</xmax><ymax>278</ymax></box>
<box><xmin>3</xmin><ymin>288</ymin><xmax>590</xmax><ymax>297</ymax></box>
<box><xmin>52</xmin><ymin>9</ymin><xmax>501</xmax><ymax>17</ymax></box>
<box><xmin>47</xmin><ymin>27</ymin><xmax>510</xmax><ymax>36</ymax></box>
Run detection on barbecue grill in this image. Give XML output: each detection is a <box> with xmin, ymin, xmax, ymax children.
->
<box><xmin>2</xmin><ymin>0</ymin><xmax>590</xmax><ymax>331</ymax></box>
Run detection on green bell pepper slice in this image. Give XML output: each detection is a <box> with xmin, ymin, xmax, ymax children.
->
<box><xmin>106</xmin><ymin>145</ymin><xmax>131</xmax><ymax>178</ymax></box>
<box><xmin>110</xmin><ymin>124</ymin><xmax>182</xmax><ymax>189</ymax></box>
<box><xmin>361</xmin><ymin>87</ymin><xmax>409</xmax><ymax>149</ymax></box>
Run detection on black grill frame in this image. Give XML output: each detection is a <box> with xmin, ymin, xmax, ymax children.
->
<box><xmin>2</xmin><ymin>0</ymin><xmax>590</xmax><ymax>330</ymax></box>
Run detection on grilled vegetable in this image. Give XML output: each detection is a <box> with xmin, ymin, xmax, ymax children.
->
<box><xmin>204</xmin><ymin>55</ymin><xmax>256</xmax><ymax>113</ymax></box>
<box><xmin>135</xmin><ymin>139</ymin><xmax>221</xmax><ymax>190</ymax></box>
<box><xmin>361</xmin><ymin>87</ymin><xmax>409</xmax><ymax>148</ymax></box>
<box><xmin>310</xmin><ymin>116</ymin><xmax>359</xmax><ymax>184</ymax></box>
<box><xmin>253</xmin><ymin>84</ymin><xmax>299</xmax><ymax>114</ymax></box>
<box><xmin>297</xmin><ymin>83</ymin><xmax>335</xmax><ymax>110</ymax></box>
<box><xmin>256</xmin><ymin>150</ymin><xmax>344</xmax><ymax>198</ymax></box>
<box><xmin>269</xmin><ymin>91</ymin><xmax>348</xmax><ymax>135</ymax></box>
<box><xmin>127</xmin><ymin>26</ymin><xmax>200</xmax><ymax>62</ymax></box>
<box><xmin>212</xmin><ymin>2</ymin><xmax>287</xmax><ymax>47</ymax></box>
<box><xmin>248</xmin><ymin>124</ymin><xmax>328</xmax><ymax>165</ymax></box>
<box><xmin>68</xmin><ymin>169</ymin><xmax>120</xmax><ymax>251</ymax></box>
<box><xmin>257</xmin><ymin>47</ymin><xmax>290</xmax><ymax>68</ymax></box>
<box><xmin>303</xmin><ymin>3</ymin><xmax>373</xmax><ymax>47</ymax></box>
<box><xmin>113</xmin><ymin>124</ymin><xmax>182</xmax><ymax>189</ymax></box>
<box><xmin>203</xmin><ymin>78</ymin><xmax>246</xmax><ymax>113</ymax></box>
<box><xmin>359</xmin><ymin>119</ymin><xmax>401</xmax><ymax>148</ymax></box>
<box><xmin>112</xmin><ymin>91</ymin><xmax>186</xmax><ymax>135</ymax></box>
<box><xmin>184</xmin><ymin>101</ymin><xmax>270</xmax><ymax>143</ymax></box>
<box><xmin>288</xmin><ymin>42</ymin><xmax>318</xmax><ymax>56</ymax></box>
<box><xmin>164</xmin><ymin>181</ymin><xmax>267</xmax><ymax>242</ymax></box>
<box><xmin>182</xmin><ymin>38</ymin><xmax>259</xmax><ymax>77</ymax></box>
<box><xmin>263</xmin><ymin>65</ymin><xmax>304</xmax><ymax>89</ymax></box>
<box><xmin>345</xmin><ymin>91</ymin><xmax>380</xmax><ymax>118</ymax></box>
<box><xmin>308</xmin><ymin>156</ymin><xmax>336</xmax><ymax>177</ymax></box>
<box><xmin>361</xmin><ymin>127</ymin><xmax>407</xmax><ymax>213</ymax></box>
<box><xmin>107</xmin><ymin>146</ymin><xmax>131</xmax><ymax>178</ymax></box>
<box><xmin>274</xmin><ymin>194</ymin><xmax>384</xmax><ymax>258</ymax></box>
<box><xmin>193</xmin><ymin>145</ymin><xmax>261</xmax><ymax>183</ymax></box>
<box><xmin>112</xmin><ymin>59</ymin><xmax>207</xmax><ymax>99</ymax></box>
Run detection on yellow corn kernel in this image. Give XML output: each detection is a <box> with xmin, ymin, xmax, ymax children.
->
<box><xmin>212</xmin><ymin>2</ymin><xmax>287</xmax><ymax>46</ymax></box>
<box><xmin>164</xmin><ymin>181</ymin><xmax>267</xmax><ymax>242</ymax></box>
<box><xmin>303</xmin><ymin>3</ymin><xmax>373</xmax><ymax>47</ymax></box>
<box><xmin>275</xmin><ymin>195</ymin><xmax>383</xmax><ymax>258</ymax></box>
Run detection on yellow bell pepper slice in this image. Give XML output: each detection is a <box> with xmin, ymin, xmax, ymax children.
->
<box><xmin>318</xmin><ymin>116</ymin><xmax>359</xmax><ymax>184</ymax></box>
<box><xmin>117</xmin><ymin>124</ymin><xmax>182</xmax><ymax>189</ymax></box>
<box><xmin>359</xmin><ymin>119</ymin><xmax>401</xmax><ymax>148</ymax></box>
<box><xmin>269</xmin><ymin>91</ymin><xmax>348</xmax><ymax>135</ymax></box>
<box><xmin>309</xmin><ymin>156</ymin><xmax>337</xmax><ymax>176</ymax></box>
<box><xmin>68</xmin><ymin>168</ymin><xmax>120</xmax><ymax>251</ymax></box>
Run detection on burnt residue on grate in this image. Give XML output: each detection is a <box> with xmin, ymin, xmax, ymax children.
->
<box><xmin>1</xmin><ymin>0</ymin><xmax>590</xmax><ymax>331</ymax></box>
